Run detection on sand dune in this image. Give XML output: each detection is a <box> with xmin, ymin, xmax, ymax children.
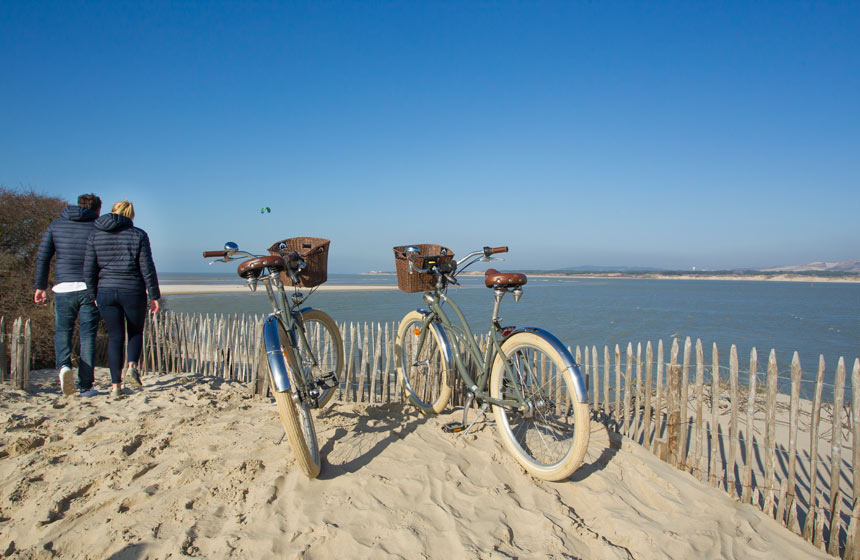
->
<box><xmin>0</xmin><ymin>369</ymin><xmax>828</xmax><ymax>559</ymax></box>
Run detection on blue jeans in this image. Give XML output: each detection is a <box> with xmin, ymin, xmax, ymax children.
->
<box><xmin>96</xmin><ymin>289</ymin><xmax>147</xmax><ymax>384</ymax></box>
<box><xmin>54</xmin><ymin>290</ymin><xmax>100</xmax><ymax>391</ymax></box>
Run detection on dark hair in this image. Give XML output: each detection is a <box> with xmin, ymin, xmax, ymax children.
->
<box><xmin>77</xmin><ymin>193</ymin><xmax>102</xmax><ymax>213</ymax></box>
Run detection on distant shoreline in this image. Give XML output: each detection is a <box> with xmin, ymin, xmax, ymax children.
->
<box><xmin>530</xmin><ymin>273</ymin><xmax>859</xmax><ymax>283</ymax></box>
<box><xmin>461</xmin><ymin>271</ymin><xmax>860</xmax><ymax>283</ymax></box>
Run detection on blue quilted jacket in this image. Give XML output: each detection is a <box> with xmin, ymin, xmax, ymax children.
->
<box><xmin>83</xmin><ymin>214</ymin><xmax>161</xmax><ymax>301</ymax></box>
<box><xmin>34</xmin><ymin>205</ymin><xmax>99</xmax><ymax>290</ymax></box>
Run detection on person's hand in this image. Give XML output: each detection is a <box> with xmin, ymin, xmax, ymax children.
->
<box><xmin>150</xmin><ymin>299</ymin><xmax>160</xmax><ymax>314</ymax></box>
<box><xmin>34</xmin><ymin>289</ymin><xmax>48</xmax><ymax>306</ymax></box>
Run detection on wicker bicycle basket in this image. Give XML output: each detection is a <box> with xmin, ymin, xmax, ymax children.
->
<box><xmin>392</xmin><ymin>244</ymin><xmax>454</xmax><ymax>293</ymax></box>
<box><xmin>268</xmin><ymin>237</ymin><xmax>330</xmax><ymax>288</ymax></box>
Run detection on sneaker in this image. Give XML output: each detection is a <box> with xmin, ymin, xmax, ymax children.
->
<box><xmin>79</xmin><ymin>388</ymin><xmax>99</xmax><ymax>398</ymax></box>
<box><xmin>125</xmin><ymin>363</ymin><xmax>142</xmax><ymax>388</ymax></box>
<box><xmin>110</xmin><ymin>386</ymin><xmax>125</xmax><ymax>399</ymax></box>
<box><xmin>59</xmin><ymin>366</ymin><xmax>75</xmax><ymax>396</ymax></box>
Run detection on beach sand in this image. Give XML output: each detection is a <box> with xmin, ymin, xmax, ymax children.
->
<box><xmin>0</xmin><ymin>368</ymin><xmax>829</xmax><ymax>559</ymax></box>
<box><xmin>160</xmin><ymin>283</ymin><xmax>397</xmax><ymax>295</ymax></box>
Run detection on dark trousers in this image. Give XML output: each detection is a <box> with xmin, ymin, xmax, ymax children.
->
<box><xmin>54</xmin><ymin>290</ymin><xmax>100</xmax><ymax>390</ymax></box>
<box><xmin>96</xmin><ymin>289</ymin><xmax>147</xmax><ymax>384</ymax></box>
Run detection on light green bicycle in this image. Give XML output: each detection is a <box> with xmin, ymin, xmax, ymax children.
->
<box><xmin>393</xmin><ymin>244</ymin><xmax>590</xmax><ymax>481</ymax></box>
<box><xmin>204</xmin><ymin>241</ymin><xmax>344</xmax><ymax>478</ymax></box>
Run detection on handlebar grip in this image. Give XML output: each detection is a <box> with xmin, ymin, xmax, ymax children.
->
<box><xmin>203</xmin><ymin>250</ymin><xmax>227</xmax><ymax>258</ymax></box>
<box><xmin>484</xmin><ymin>246</ymin><xmax>509</xmax><ymax>256</ymax></box>
<box><xmin>283</xmin><ymin>251</ymin><xmax>303</xmax><ymax>263</ymax></box>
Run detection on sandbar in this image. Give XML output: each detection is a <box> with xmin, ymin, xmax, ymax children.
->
<box><xmin>160</xmin><ymin>283</ymin><xmax>397</xmax><ymax>295</ymax></box>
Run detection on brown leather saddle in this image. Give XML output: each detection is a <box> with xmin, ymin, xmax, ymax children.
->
<box><xmin>237</xmin><ymin>255</ymin><xmax>287</xmax><ymax>278</ymax></box>
<box><xmin>484</xmin><ymin>268</ymin><xmax>527</xmax><ymax>289</ymax></box>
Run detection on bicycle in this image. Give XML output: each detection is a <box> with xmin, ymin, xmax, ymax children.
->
<box><xmin>203</xmin><ymin>239</ymin><xmax>344</xmax><ymax>478</ymax></box>
<box><xmin>393</xmin><ymin>244</ymin><xmax>590</xmax><ymax>481</ymax></box>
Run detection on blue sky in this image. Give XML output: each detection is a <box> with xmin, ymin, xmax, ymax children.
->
<box><xmin>2</xmin><ymin>1</ymin><xmax>858</xmax><ymax>273</ymax></box>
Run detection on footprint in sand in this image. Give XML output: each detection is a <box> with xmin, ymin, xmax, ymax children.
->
<box><xmin>7</xmin><ymin>435</ymin><xmax>46</xmax><ymax>457</ymax></box>
<box><xmin>42</xmin><ymin>482</ymin><xmax>94</xmax><ymax>525</ymax></box>
<box><xmin>74</xmin><ymin>415</ymin><xmax>108</xmax><ymax>435</ymax></box>
<box><xmin>121</xmin><ymin>435</ymin><xmax>145</xmax><ymax>457</ymax></box>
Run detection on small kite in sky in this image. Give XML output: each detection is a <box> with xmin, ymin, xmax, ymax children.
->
<box><xmin>260</xmin><ymin>206</ymin><xmax>271</xmax><ymax>214</ymax></box>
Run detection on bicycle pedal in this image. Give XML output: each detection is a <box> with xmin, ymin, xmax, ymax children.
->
<box><xmin>316</xmin><ymin>372</ymin><xmax>338</xmax><ymax>389</ymax></box>
<box><xmin>442</xmin><ymin>422</ymin><xmax>466</xmax><ymax>433</ymax></box>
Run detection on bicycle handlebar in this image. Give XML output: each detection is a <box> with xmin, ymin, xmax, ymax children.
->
<box><xmin>407</xmin><ymin>244</ymin><xmax>509</xmax><ymax>281</ymax></box>
<box><xmin>202</xmin><ymin>250</ymin><xmax>227</xmax><ymax>258</ymax></box>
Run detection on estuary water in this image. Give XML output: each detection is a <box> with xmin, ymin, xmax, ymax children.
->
<box><xmin>161</xmin><ymin>273</ymin><xmax>859</xmax><ymax>395</ymax></box>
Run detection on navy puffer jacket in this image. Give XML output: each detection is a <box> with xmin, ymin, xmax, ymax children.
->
<box><xmin>83</xmin><ymin>214</ymin><xmax>161</xmax><ymax>301</ymax></box>
<box><xmin>34</xmin><ymin>205</ymin><xmax>99</xmax><ymax>289</ymax></box>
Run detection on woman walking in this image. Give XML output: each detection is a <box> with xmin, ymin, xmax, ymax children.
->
<box><xmin>84</xmin><ymin>200</ymin><xmax>160</xmax><ymax>398</ymax></box>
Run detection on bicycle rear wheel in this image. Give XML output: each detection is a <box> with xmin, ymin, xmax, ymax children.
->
<box><xmin>295</xmin><ymin>309</ymin><xmax>344</xmax><ymax>408</ymax></box>
<box><xmin>489</xmin><ymin>331</ymin><xmax>589</xmax><ymax>481</ymax></box>
<box><xmin>270</xmin><ymin>321</ymin><xmax>321</xmax><ymax>478</ymax></box>
<box><xmin>395</xmin><ymin>311</ymin><xmax>453</xmax><ymax>414</ymax></box>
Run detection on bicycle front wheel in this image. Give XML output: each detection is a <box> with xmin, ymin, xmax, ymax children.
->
<box><xmin>489</xmin><ymin>331</ymin><xmax>590</xmax><ymax>481</ymax></box>
<box><xmin>270</xmin><ymin>322</ymin><xmax>321</xmax><ymax>478</ymax></box>
<box><xmin>296</xmin><ymin>309</ymin><xmax>344</xmax><ymax>408</ymax></box>
<box><xmin>395</xmin><ymin>311</ymin><xmax>453</xmax><ymax>414</ymax></box>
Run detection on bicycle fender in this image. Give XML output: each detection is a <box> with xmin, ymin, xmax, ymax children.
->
<box><xmin>506</xmin><ymin>327</ymin><xmax>588</xmax><ymax>404</ymax></box>
<box><xmin>263</xmin><ymin>315</ymin><xmax>293</xmax><ymax>393</ymax></box>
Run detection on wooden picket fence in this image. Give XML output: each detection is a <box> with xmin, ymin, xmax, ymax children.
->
<box><xmin>4</xmin><ymin>310</ymin><xmax>859</xmax><ymax>558</ymax></box>
<box><xmin>588</xmin><ymin>338</ymin><xmax>860</xmax><ymax>559</ymax></box>
<box><xmin>0</xmin><ymin>316</ymin><xmax>32</xmax><ymax>390</ymax></box>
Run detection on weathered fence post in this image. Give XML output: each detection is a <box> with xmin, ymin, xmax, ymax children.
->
<box><xmin>763</xmin><ymin>350</ymin><xmax>778</xmax><ymax>516</ymax></box>
<box><xmin>10</xmin><ymin>317</ymin><xmax>32</xmax><ymax>391</ymax></box>
<box><xmin>785</xmin><ymin>352</ymin><xmax>802</xmax><ymax>532</ymax></box>
<box><xmin>804</xmin><ymin>355</ymin><xmax>826</xmax><ymax>540</ymax></box>
<box><xmin>591</xmin><ymin>345</ymin><xmax>599</xmax><ymax>413</ymax></box>
<box><xmin>652</xmin><ymin>340</ymin><xmax>665</xmax><ymax>456</ymax></box>
<box><xmin>603</xmin><ymin>345</ymin><xmax>610</xmax><ymax>417</ymax></box>
<box><xmin>679</xmin><ymin>337</ymin><xmax>691</xmax><ymax>470</ymax></box>
<box><xmin>667</xmin><ymin>361</ymin><xmax>681</xmax><ymax>466</ymax></box>
<box><xmin>623</xmin><ymin>342</ymin><xmax>633</xmax><ymax>436</ymax></box>
<box><xmin>848</xmin><ymin>359</ymin><xmax>860</xmax><ymax>560</ymax></box>
<box><xmin>643</xmin><ymin>341</ymin><xmax>653</xmax><ymax>446</ymax></box>
<box><xmin>709</xmin><ymin>343</ymin><xmax>720</xmax><ymax>487</ymax></box>
<box><xmin>693</xmin><ymin>339</ymin><xmax>705</xmax><ymax>479</ymax></box>
<box><xmin>23</xmin><ymin>319</ymin><xmax>31</xmax><ymax>390</ymax></box>
<box><xmin>828</xmin><ymin>357</ymin><xmax>846</xmax><ymax>556</ymax></box>
<box><xmin>0</xmin><ymin>316</ymin><xmax>6</xmax><ymax>382</ymax></box>
<box><xmin>728</xmin><ymin>345</ymin><xmax>739</xmax><ymax>499</ymax></box>
<box><xmin>664</xmin><ymin>339</ymin><xmax>679</xmax><ymax>464</ymax></box>
<box><xmin>742</xmin><ymin>348</ymin><xmax>758</xmax><ymax>504</ymax></box>
<box><xmin>250</xmin><ymin>318</ymin><xmax>267</xmax><ymax>396</ymax></box>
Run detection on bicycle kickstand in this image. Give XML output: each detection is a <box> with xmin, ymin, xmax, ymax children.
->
<box><xmin>462</xmin><ymin>402</ymin><xmax>489</xmax><ymax>437</ymax></box>
<box><xmin>444</xmin><ymin>392</ymin><xmax>475</xmax><ymax>434</ymax></box>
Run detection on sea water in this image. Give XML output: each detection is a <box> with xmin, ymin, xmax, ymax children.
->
<box><xmin>160</xmin><ymin>273</ymin><xmax>859</xmax><ymax>395</ymax></box>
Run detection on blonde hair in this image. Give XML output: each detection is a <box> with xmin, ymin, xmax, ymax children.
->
<box><xmin>111</xmin><ymin>200</ymin><xmax>135</xmax><ymax>219</ymax></box>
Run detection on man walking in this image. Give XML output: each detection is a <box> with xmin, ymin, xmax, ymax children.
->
<box><xmin>34</xmin><ymin>193</ymin><xmax>102</xmax><ymax>397</ymax></box>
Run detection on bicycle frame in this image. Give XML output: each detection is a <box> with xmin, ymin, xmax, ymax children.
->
<box><xmin>412</xmin><ymin>288</ymin><xmax>527</xmax><ymax>410</ymax></box>
<box><xmin>410</xmin><ymin>284</ymin><xmax>589</xmax><ymax>407</ymax></box>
